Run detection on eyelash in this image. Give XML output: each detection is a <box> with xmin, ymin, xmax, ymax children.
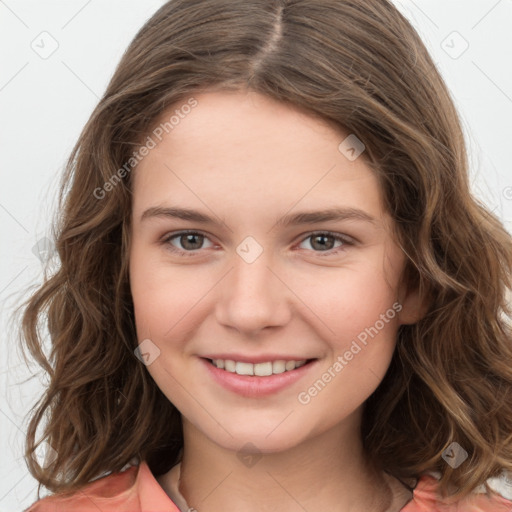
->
<box><xmin>160</xmin><ymin>230</ymin><xmax>355</xmax><ymax>258</ymax></box>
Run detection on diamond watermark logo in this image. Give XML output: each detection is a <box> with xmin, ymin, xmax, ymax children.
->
<box><xmin>338</xmin><ymin>134</ymin><xmax>366</xmax><ymax>161</ymax></box>
<box><xmin>31</xmin><ymin>31</ymin><xmax>59</xmax><ymax>60</ymax></box>
<box><xmin>236</xmin><ymin>236</ymin><xmax>263</xmax><ymax>264</ymax></box>
<box><xmin>441</xmin><ymin>31</ymin><xmax>469</xmax><ymax>60</ymax></box>
<box><xmin>33</xmin><ymin>442</ymin><xmax>58</xmax><ymax>468</ymax></box>
<box><xmin>134</xmin><ymin>339</ymin><xmax>161</xmax><ymax>366</ymax></box>
<box><xmin>32</xmin><ymin>237</ymin><xmax>55</xmax><ymax>263</ymax></box>
<box><xmin>236</xmin><ymin>442</ymin><xmax>263</xmax><ymax>468</ymax></box>
<box><xmin>442</xmin><ymin>442</ymin><xmax>468</xmax><ymax>469</ymax></box>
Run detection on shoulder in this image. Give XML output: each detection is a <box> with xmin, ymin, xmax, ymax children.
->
<box><xmin>401</xmin><ymin>469</ymin><xmax>512</xmax><ymax>512</ymax></box>
<box><xmin>24</xmin><ymin>460</ymin><xmax>180</xmax><ymax>512</ymax></box>
<box><xmin>24</xmin><ymin>462</ymin><xmax>139</xmax><ymax>512</ymax></box>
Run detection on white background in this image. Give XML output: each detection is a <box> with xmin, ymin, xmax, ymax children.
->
<box><xmin>1</xmin><ymin>1</ymin><xmax>511</xmax><ymax>509</ymax></box>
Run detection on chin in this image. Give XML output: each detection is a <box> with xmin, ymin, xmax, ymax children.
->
<box><xmin>203</xmin><ymin>423</ymin><xmax>307</xmax><ymax>454</ymax></box>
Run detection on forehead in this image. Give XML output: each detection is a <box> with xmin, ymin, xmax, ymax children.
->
<box><xmin>132</xmin><ymin>90</ymin><xmax>386</xmax><ymax>223</ymax></box>
<box><xmin>140</xmin><ymin>90</ymin><xmax>352</xmax><ymax>169</ymax></box>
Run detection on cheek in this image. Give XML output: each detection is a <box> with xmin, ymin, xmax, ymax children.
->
<box><xmin>129</xmin><ymin>242</ymin><xmax>207</xmax><ymax>341</ymax></box>
<box><xmin>296</xmin><ymin>275</ymin><xmax>400</xmax><ymax>422</ymax></box>
<box><xmin>335</xmin><ymin>279</ymin><xmax>398</xmax><ymax>344</ymax></box>
<box><xmin>296</xmin><ymin>256</ymin><xmax>401</xmax><ymax>399</ymax></box>
<box><xmin>298</xmin><ymin>258</ymin><xmax>400</xmax><ymax>343</ymax></box>
<box><xmin>129</xmin><ymin>245</ymin><xmax>199</xmax><ymax>408</ymax></box>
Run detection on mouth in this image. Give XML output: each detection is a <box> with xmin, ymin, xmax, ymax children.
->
<box><xmin>201</xmin><ymin>357</ymin><xmax>319</xmax><ymax>397</ymax></box>
<box><xmin>205</xmin><ymin>357</ymin><xmax>316</xmax><ymax>376</ymax></box>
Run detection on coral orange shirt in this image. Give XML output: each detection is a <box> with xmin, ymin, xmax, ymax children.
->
<box><xmin>25</xmin><ymin>460</ymin><xmax>512</xmax><ymax>512</ymax></box>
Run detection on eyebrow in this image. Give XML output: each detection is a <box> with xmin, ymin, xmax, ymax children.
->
<box><xmin>140</xmin><ymin>206</ymin><xmax>376</xmax><ymax>227</ymax></box>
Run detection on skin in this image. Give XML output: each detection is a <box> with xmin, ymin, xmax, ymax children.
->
<box><xmin>129</xmin><ymin>90</ymin><xmax>426</xmax><ymax>512</ymax></box>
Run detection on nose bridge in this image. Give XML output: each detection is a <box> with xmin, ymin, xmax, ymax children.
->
<box><xmin>215</xmin><ymin>242</ymin><xmax>289</xmax><ymax>333</ymax></box>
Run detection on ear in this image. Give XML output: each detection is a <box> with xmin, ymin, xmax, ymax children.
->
<box><xmin>396</xmin><ymin>282</ymin><xmax>431</xmax><ymax>326</ymax></box>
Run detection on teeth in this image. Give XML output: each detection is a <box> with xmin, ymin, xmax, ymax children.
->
<box><xmin>212</xmin><ymin>358</ymin><xmax>308</xmax><ymax>376</ymax></box>
<box><xmin>272</xmin><ymin>360</ymin><xmax>286</xmax><ymax>374</ymax></box>
<box><xmin>254</xmin><ymin>362</ymin><xmax>272</xmax><ymax>376</ymax></box>
<box><xmin>285</xmin><ymin>360</ymin><xmax>296</xmax><ymax>371</ymax></box>
<box><xmin>224</xmin><ymin>360</ymin><xmax>236</xmax><ymax>372</ymax></box>
<box><xmin>235</xmin><ymin>361</ymin><xmax>253</xmax><ymax>375</ymax></box>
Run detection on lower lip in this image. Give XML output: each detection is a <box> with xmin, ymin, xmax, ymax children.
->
<box><xmin>201</xmin><ymin>358</ymin><xmax>318</xmax><ymax>398</ymax></box>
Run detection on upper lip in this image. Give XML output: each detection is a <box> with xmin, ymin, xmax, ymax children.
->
<box><xmin>202</xmin><ymin>354</ymin><xmax>316</xmax><ymax>364</ymax></box>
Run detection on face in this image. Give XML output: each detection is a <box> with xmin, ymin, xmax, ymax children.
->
<box><xmin>129</xmin><ymin>90</ymin><xmax>421</xmax><ymax>454</ymax></box>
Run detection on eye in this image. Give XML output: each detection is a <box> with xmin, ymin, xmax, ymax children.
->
<box><xmin>297</xmin><ymin>231</ymin><xmax>354</xmax><ymax>256</ymax></box>
<box><xmin>161</xmin><ymin>230</ymin><xmax>215</xmax><ymax>256</ymax></box>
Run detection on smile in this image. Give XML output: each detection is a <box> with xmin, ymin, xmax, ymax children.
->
<box><xmin>209</xmin><ymin>358</ymin><xmax>309</xmax><ymax>376</ymax></box>
<box><xmin>202</xmin><ymin>357</ymin><xmax>318</xmax><ymax>397</ymax></box>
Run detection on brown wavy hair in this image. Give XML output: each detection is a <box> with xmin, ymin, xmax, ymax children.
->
<box><xmin>17</xmin><ymin>0</ymin><xmax>512</xmax><ymax>504</ymax></box>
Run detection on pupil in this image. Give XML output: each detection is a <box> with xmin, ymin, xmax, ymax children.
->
<box><xmin>313</xmin><ymin>234</ymin><xmax>333</xmax><ymax>251</ymax></box>
<box><xmin>183</xmin><ymin>234</ymin><xmax>202</xmax><ymax>250</ymax></box>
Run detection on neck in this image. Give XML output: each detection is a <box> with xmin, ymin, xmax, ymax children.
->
<box><xmin>160</xmin><ymin>411</ymin><xmax>406</xmax><ymax>512</ymax></box>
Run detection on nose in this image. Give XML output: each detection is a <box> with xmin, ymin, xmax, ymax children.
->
<box><xmin>215</xmin><ymin>249</ymin><xmax>292</xmax><ymax>336</ymax></box>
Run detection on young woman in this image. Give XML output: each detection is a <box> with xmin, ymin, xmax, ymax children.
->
<box><xmin>20</xmin><ymin>1</ymin><xmax>512</xmax><ymax>510</ymax></box>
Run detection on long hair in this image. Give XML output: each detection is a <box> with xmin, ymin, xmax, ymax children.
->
<box><xmin>17</xmin><ymin>0</ymin><xmax>512</xmax><ymax>502</ymax></box>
